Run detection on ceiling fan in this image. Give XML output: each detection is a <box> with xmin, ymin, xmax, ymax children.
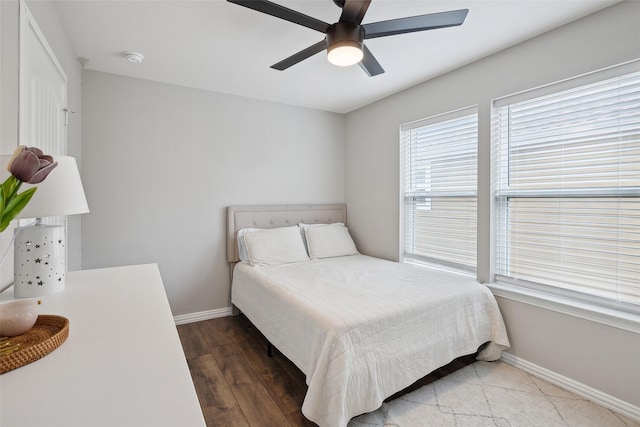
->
<box><xmin>227</xmin><ymin>0</ymin><xmax>468</xmax><ymax>76</ymax></box>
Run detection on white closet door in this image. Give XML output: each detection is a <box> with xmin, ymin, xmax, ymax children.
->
<box><xmin>19</xmin><ymin>0</ymin><xmax>67</xmax><ymax>156</ymax></box>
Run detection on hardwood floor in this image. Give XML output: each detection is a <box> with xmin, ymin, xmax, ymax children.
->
<box><xmin>177</xmin><ymin>315</ymin><xmax>476</xmax><ymax>427</ymax></box>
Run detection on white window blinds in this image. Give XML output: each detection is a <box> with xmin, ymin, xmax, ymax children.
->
<box><xmin>494</xmin><ymin>67</ymin><xmax>640</xmax><ymax>311</ymax></box>
<box><xmin>401</xmin><ymin>107</ymin><xmax>478</xmax><ymax>270</ymax></box>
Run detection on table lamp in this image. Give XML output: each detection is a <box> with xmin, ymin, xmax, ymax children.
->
<box><xmin>7</xmin><ymin>156</ymin><xmax>89</xmax><ymax>297</ymax></box>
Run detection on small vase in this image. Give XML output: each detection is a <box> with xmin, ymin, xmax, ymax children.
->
<box><xmin>0</xmin><ymin>299</ymin><xmax>40</xmax><ymax>336</ymax></box>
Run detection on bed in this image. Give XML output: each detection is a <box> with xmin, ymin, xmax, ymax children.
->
<box><xmin>227</xmin><ymin>204</ymin><xmax>510</xmax><ymax>427</ymax></box>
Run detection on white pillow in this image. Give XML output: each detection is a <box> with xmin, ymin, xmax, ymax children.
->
<box><xmin>241</xmin><ymin>226</ymin><xmax>310</xmax><ymax>266</ymax></box>
<box><xmin>298</xmin><ymin>222</ymin><xmax>344</xmax><ymax>250</ymax></box>
<box><xmin>303</xmin><ymin>223</ymin><xmax>358</xmax><ymax>259</ymax></box>
<box><xmin>237</xmin><ymin>228</ymin><xmax>260</xmax><ymax>263</ymax></box>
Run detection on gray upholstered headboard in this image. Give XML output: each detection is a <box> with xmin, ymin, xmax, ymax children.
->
<box><xmin>226</xmin><ymin>204</ymin><xmax>347</xmax><ymax>263</ymax></box>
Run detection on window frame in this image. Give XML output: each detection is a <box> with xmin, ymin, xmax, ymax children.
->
<box><xmin>396</xmin><ymin>60</ymin><xmax>640</xmax><ymax>333</ymax></box>
<box><xmin>489</xmin><ymin>60</ymin><xmax>640</xmax><ymax>330</ymax></box>
<box><xmin>400</xmin><ymin>105</ymin><xmax>479</xmax><ymax>272</ymax></box>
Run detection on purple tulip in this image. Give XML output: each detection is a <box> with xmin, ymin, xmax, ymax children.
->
<box><xmin>7</xmin><ymin>146</ymin><xmax>58</xmax><ymax>184</ymax></box>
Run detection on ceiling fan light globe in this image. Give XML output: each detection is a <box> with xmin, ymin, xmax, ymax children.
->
<box><xmin>327</xmin><ymin>42</ymin><xmax>363</xmax><ymax>67</ymax></box>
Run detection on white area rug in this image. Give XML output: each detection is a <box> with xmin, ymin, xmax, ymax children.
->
<box><xmin>348</xmin><ymin>361</ymin><xmax>639</xmax><ymax>427</ymax></box>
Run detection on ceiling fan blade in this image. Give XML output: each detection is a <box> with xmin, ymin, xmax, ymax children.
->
<box><xmin>363</xmin><ymin>9</ymin><xmax>468</xmax><ymax>39</ymax></box>
<box><xmin>359</xmin><ymin>45</ymin><xmax>384</xmax><ymax>77</ymax></box>
<box><xmin>227</xmin><ymin>0</ymin><xmax>330</xmax><ymax>33</ymax></box>
<box><xmin>271</xmin><ymin>39</ymin><xmax>327</xmax><ymax>70</ymax></box>
<box><xmin>339</xmin><ymin>0</ymin><xmax>371</xmax><ymax>24</ymax></box>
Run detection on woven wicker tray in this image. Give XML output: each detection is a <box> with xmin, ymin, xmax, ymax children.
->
<box><xmin>0</xmin><ymin>315</ymin><xmax>69</xmax><ymax>374</ymax></box>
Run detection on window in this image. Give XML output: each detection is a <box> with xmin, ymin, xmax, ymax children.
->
<box><xmin>401</xmin><ymin>107</ymin><xmax>478</xmax><ymax>271</ymax></box>
<box><xmin>493</xmin><ymin>67</ymin><xmax>640</xmax><ymax>312</ymax></box>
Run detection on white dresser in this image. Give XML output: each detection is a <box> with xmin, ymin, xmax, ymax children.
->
<box><xmin>0</xmin><ymin>264</ymin><xmax>206</xmax><ymax>427</ymax></box>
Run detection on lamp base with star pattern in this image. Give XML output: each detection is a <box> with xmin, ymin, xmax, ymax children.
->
<box><xmin>14</xmin><ymin>224</ymin><xmax>66</xmax><ymax>298</ymax></box>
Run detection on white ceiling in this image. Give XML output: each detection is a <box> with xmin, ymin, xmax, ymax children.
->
<box><xmin>54</xmin><ymin>0</ymin><xmax>621</xmax><ymax>113</ymax></box>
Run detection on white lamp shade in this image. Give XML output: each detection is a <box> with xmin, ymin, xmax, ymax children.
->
<box><xmin>1</xmin><ymin>155</ymin><xmax>89</xmax><ymax>219</ymax></box>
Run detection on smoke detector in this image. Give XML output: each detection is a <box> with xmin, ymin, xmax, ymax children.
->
<box><xmin>124</xmin><ymin>52</ymin><xmax>144</xmax><ymax>64</ymax></box>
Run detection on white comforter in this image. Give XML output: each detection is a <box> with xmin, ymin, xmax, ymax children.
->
<box><xmin>231</xmin><ymin>255</ymin><xmax>510</xmax><ymax>427</ymax></box>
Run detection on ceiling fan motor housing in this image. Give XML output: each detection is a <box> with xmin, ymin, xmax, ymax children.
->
<box><xmin>327</xmin><ymin>21</ymin><xmax>364</xmax><ymax>51</ymax></box>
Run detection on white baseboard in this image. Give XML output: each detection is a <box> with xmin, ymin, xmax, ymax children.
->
<box><xmin>501</xmin><ymin>352</ymin><xmax>640</xmax><ymax>422</ymax></box>
<box><xmin>173</xmin><ymin>307</ymin><xmax>233</xmax><ymax>325</ymax></box>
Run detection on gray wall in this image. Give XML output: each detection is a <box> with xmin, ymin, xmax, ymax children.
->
<box><xmin>345</xmin><ymin>1</ymin><xmax>639</xmax><ymax>408</ymax></box>
<box><xmin>81</xmin><ymin>71</ymin><xmax>345</xmax><ymax>316</ymax></box>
